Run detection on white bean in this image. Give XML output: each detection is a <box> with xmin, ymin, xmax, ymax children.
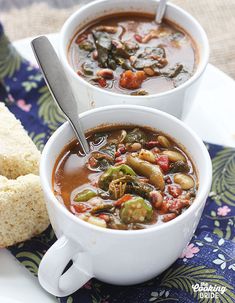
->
<box><xmin>150</xmin><ymin>190</ymin><xmax>163</xmax><ymax>208</ymax></box>
<box><xmin>88</xmin><ymin>216</ymin><xmax>107</xmax><ymax>228</ymax></box>
<box><xmin>127</xmin><ymin>142</ymin><xmax>142</xmax><ymax>152</ymax></box>
<box><xmin>144</xmin><ymin>67</ymin><xmax>155</xmax><ymax>76</ymax></box>
<box><xmin>139</xmin><ymin>149</ymin><xmax>156</xmax><ymax>163</ymax></box>
<box><xmin>174</xmin><ymin>173</ymin><xmax>195</xmax><ymax>190</ymax></box>
<box><xmin>162</xmin><ymin>150</ymin><xmax>186</xmax><ymax>162</ymax></box>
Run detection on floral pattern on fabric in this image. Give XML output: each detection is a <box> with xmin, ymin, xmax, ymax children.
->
<box><xmin>0</xmin><ymin>22</ymin><xmax>234</xmax><ymax>303</ymax></box>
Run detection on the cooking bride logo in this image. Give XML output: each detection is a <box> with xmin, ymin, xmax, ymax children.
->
<box><xmin>192</xmin><ymin>282</ymin><xmax>227</xmax><ymax>299</ymax></box>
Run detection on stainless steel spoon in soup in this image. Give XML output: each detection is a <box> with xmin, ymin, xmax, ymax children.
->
<box><xmin>31</xmin><ymin>36</ymin><xmax>90</xmax><ymax>155</ymax></box>
<box><xmin>155</xmin><ymin>0</ymin><xmax>168</xmax><ymax>24</ymax></box>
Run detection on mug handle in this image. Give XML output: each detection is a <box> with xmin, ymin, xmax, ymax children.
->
<box><xmin>38</xmin><ymin>235</ymin><xmax>93</xmax><ymax>297</ymax></box>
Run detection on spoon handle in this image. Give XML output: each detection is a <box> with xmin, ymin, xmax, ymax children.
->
<box><xmin>31</xmin><ymin>36</ymin><xmax>90</xmax><ymax>154</ymax></box>
<box><xmin>155</xmin><ymin>0</ymin><xmax>167</xmax><ymax>24</ymax></box>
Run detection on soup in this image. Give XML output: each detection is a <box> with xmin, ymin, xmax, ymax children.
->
<box><xmin>68</xmin><ymin>13</ymin><xmax>196</xmax><ymax>95</ymax></box>
<box><xmin>53</xmin><ymin>126</ymin><xmax>198</xmax><ymax>230</ymax></box>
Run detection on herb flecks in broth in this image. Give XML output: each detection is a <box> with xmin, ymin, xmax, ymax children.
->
<box><xmin>69</xmin><ymin>13</ymin><xmax>196</xmax><ymax>95</ymax></box>
<box><xmin>53</xmin><ymin>126</ymin><xmax>198</xmax><ymax>230</ymax></box>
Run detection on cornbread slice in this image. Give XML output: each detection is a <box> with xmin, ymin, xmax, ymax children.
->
<box><xmin>0</xmin><ymin>102</ymin><xmax>41</xmax><ymax>179</ymax></box>
<box><xmin>0</xmin><ymin>174</ymin><xmax>49</xmax><ymax>247</ymax></box>
<box><xmin>0</xmin><ymin>102</ymin><xmax>49</xmax><ymax>247</ymax></box>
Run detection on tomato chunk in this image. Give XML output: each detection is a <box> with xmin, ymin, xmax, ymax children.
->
<box><xmin>72</xmin><ymin>202</ymin><xmax>91</xmax><ymax>213</ymax></box>
<box><xmin>98</xmin><ymin>214</ymin><xmax>110</xmax><ymax>222</ymax></box>
<box><xmin>88</xmin><ymin>156</ymin><xmax>98</xmax><ymax>168</ymax></box>
<box><xmin>119</xmin><ymin>70</ymin><xmax>146</xmax><ymax>90</ymax></box>
<box><xmin>97</xmin><ymin>78</ymin><xmax>107</xmax><ymax>88</ymax></box>
<box><xmin>156</xmin><ymin>155</ymin><xmax>169</xmax><ymax>172</ymax></box>
<box><xmin>114</xmin><ymin>194</ymin><xmax>133</xmax><ymax>207</ymax></box>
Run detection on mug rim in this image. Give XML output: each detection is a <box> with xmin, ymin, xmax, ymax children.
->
<box><xmin>40</xmin><ymin>104</ymin><xmax>212</xmax><ymax>236</ymax></box>
<box><xmin>59</xmin><ymin>0</ymin><xmax>210</xmax><ymax>100</ymax></box>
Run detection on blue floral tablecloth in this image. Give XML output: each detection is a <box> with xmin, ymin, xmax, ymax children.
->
<box><xmin>0</xmin><ymin>23</ymin><xmax>234</xmax><ymax>303</ymax></box>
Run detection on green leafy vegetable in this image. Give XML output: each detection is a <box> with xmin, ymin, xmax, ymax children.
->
<box><xmin>173</xmin><ymin>69</ymin><xmax>191</xmax><ymax>87</ymax></box>
<box><xmin>130</xmin><ymin>90</ymin><xmax>149</xmax><ymax>96</ymax></box>
<box><xmin>169</xmin><ymin>32</ymin><xmax>185</xmax><ymax>41</ymax></box>
<box><xmin>107</xmin><ymin>58</ymin><xmax>117</xmax><ymax>70</ymax></box>
<box><xmin>99</xmin><ymin>164</ymin><xmax>136</xmax><ymax>191</ymax></box>
<box><xmin>92</xmin><ymin>31</ymin><xmax>112</xmax><ymax>67</ymax></box>
<box><xmin>124</xmin><ymin>128</ymin><xmax>147</xmax><ymax>144</ymax></box>
<box><xmin>163</xmin><ymin>63</ymin><xmax>183</xmax><ymax>78</ymax></box>
<box><xmin>111</xmin><ymin>42</ymin><xmax>130</xmax><ymax>59</ymax></box>
<box><xmin>127</xmin><ymin>179</ymin><xmax>154</xmax><ymax>199</ymax></box>
<box><xmin>90</xmin><ymin>143</ymin><xmax>117</xmax><ymax>170</ymax></box>
<box><xmin>115</xmin><ymin>57</ymin><xmax>133</xmax><ymax>70</ymax></box>
<box><xmin>79</xmin><ymin>40</ymin><xmax>95</xmax><ymax>52</ymax></box>
<box><xmin>82</xmin><ymin>62</ymin><xmax>94</xmax><ymax>76</ymax></box>
<box><xmin>132</xmin><ymin>47</ymin><xmax>166</xmax><ymax>70</ymax></box>
<box><xmin>101</xmin><ymin>142</ymin><xmax>116</xmax><ymax>159</ymax></box>
<box><xmin>170</xmin><ymin>160</ymin><xmax>190</xmax><ymax>173</ymax></box>
<box><xmin>123</xmin><ymin>40</ymin><xmax>139</xmax><ymax>55</ymax></box>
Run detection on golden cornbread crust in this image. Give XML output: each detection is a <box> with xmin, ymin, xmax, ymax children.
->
<box><xmin>0</xmin><ymin>102</ymin><xmax>49</xmax><ymax>247</ymax></box>
<box><xmin>0</xmin><ymin>103</ymin><xmax>41</xmax><ymax>179</ymax></box>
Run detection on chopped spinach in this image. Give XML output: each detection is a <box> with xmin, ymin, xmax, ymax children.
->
<box><xmin>132</xmin><ymin>47</ymin><xmax>166</xmax><ymax>70</ymax></box>
<box><xmin>130</xmin><ymin>90</ymin><xmax>149</xmax><ymax>96</ymax></box>
<box><xmin>111</xmin><ymin>41</ymin><xmax>130</xmax><ymax>59</ymax></box>
<box><xmin>169</xmin><ymin>32</ymin><xmax>185</xmax><ymax>41</ymax></box>
<box><xmin>170</xmin><ymin>160</ymin><xmax>190</xmax><ymax>173</ymax></box>
<box><xmin>79</xmin><ymin>40</ymin><xmax>95</xmax><ymax>52</ymax></box>
<box><xmin>173</xmin><ymin>69</ymin><xmax>192</xmax><ymax>87</ymax></box>
<box><xmin>82</xmin><ymin>62</ymin><xmax>94</xmax><ymax>76</ymax></box>
<box><xmin>92</xmin><ymin>31</ymin><xmax>112</xmax><ymax>67</ymax></box>
<box><xmin>124</xmin><ymin>128</ymin><xmax>147</xmax><ymax>144</ymax></box>
<box><xmin>164</xmin><ymin>64</ymin><xmax>184</xmax><ymax>78</ymax></box>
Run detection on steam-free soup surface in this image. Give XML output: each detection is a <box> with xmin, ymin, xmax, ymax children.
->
<box><xmin>53</xmin><ymin>126</ymin><xmax>198</xmax><ymax>230</ymax></box>
<box><xmin>69</xmin><ymin>13</ymin><xmax>196</xmax><ymax>95</ymax></box>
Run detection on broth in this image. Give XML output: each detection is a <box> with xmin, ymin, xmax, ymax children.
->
<box><xmin>53</xmin><ymin>125</ymin><xmax>198</xmax><ymax>230</ymax></box>
<box><xmin>68</xmin><ymin>13</ymin><xmax>197</xmax><ymax>95</ymax></box>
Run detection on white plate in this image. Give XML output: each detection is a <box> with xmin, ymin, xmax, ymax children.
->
<box><xmin>0</xmin><ymin>33</ymin><xmax>234</xmax><ymax>303</ymax></box>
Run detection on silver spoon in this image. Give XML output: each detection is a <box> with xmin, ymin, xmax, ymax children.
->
<box><xmin>31</xmin><ymin>36</ymin><xmax>90</xmax><ymax>155</ymax></box>
<box><xmin>155</xmin><ymin>0</ymin><xmax>168</xmax><ymax>24</ymax></box>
